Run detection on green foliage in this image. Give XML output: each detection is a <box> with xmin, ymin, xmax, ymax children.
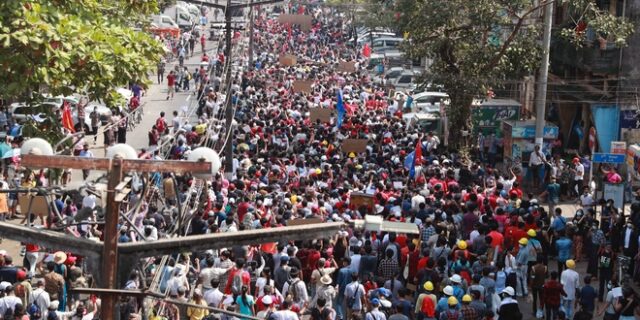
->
<box><xmin>0</xmin><ymin>0</ymin><xmax>165</xmax><ymax>142</ymax></box>
<box><xmin>362</xmin><ymin>0</ymin><xmax>633</xmax><ymax>148</ymax></box>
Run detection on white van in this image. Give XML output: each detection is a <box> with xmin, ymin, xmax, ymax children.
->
<box><xmin>372</xmin><ymin>37</ymin><xmax>403</xmax><ymax>53</ymax></box>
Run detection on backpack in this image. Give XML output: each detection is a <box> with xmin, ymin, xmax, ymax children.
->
<box><xmin>3</xmin><ymin>299</ymin><xmax>13</xmax><ymax>319</ymax></box>
<box><xmin>288</xmin><ymin>279</ymin><xmax>301</xmax><ymax>301</ymax></box>
<box><xmin>231</xmin><ymin>270</ymin><xmax>246</xmax><ymax>296</ymax></box>
<box><xmin>420</xmin><ymin>295</ymin><xmax>435</xmax><ymax>317</ymax></box>
<box><xmin>28</xmin><ymin>291</ymin><xmax>43</xmax><ymax>318</ymax></box>
<box><xmin>346</xmin><ymin>283</ymin><xmax>359</xmax><ymax>308</ymax></box>
<box><xmin>444</xmin><ymin>309</ymin><xmax>460</xmax><ymax>320</ymax></box>
<box><xmin>47</xmin><ymin>310</ymin><xmax>59</xmax><ymax>320</ymax></box>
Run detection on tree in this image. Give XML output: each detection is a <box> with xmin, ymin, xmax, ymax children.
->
<box><xmin>365</xmin><ymin>0</ymin><xmax>633</xmax><ymax>149</ymax></box>
<box><xmin>0</xmin><ymin>1</ymin><xmax>165</xmax><ymax>143</ymax></box>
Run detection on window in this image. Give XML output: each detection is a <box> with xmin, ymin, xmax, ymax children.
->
<box><xmin>397</xmin><ymin>75</ymin><xmax>412</xmax><ymax>84</ymax></box>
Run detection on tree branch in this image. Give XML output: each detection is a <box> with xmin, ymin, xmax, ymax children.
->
<box><xmin>483</xmin><ymin>0</ymin><xmax>556</xmax><ymax>72</ymax></box>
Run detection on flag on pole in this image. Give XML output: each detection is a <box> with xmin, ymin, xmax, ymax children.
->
<box><xmin>336</xmin><ymin>88</ymin><xmax>345</xmax><ymax>128</ymax></box>
<box><xmin>62</xmin><ymin>101</ymin><xmax>75</xmax><ymax>133</ymax></box>
<box><xmin>403</xmin><ymin>140</ymin><xmax>422</xmax><ymax>178</ymax></box>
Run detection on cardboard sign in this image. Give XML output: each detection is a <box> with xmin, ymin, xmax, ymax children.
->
<box><xmin>350</xmin><ymin>192</ymin><xmax>375</xmax><ymax>209</ymax></box>
<box><xmin>309</xmin><ymin>108</ymin><xmax>334</xmax><ymax>123</ymax></box>
<box><xmin>337</xmin><ymin>61</ymin><xmax>356</xmax><ymax>73</ymax></box>
<box><xmin>292</xmin><ymin>80</ymin><xmax>313</xmax><ymax>93</ymax></box>
<box><xmin>278</xmin><ymin>14</ymin><xmax>313</xmax><ymax>31</ymax></box>
<box><xmin>342</xmin><ymin>139</ymin><xmax>368</xmax><ymax>153</ymax></box>
<box><xmin>278</xmin><ymin>54</ymin><xmax>297</xmax><ymax>66</ymax></box>
<box><xmin>18</xmin><ymin>195</ymin><xmax>49</xmax><ymax>217</ymax></box>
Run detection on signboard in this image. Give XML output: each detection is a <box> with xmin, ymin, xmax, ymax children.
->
<box><xmin>350</xmin><ymin>192</ymin><xmax>375</xmax><ymax>210</ymax></box>
<box><xmin>510</xmin><ymin>125</ymin><xmax>559</xmax><ymax>139</ymax></box>
<box><xmin>278</xmin><ymin>54</ymin><xmax>297</xmax><ymax>66</ymax></box>
<box><xmin>611</xmin><ymin>141</ymin><xmax>627</xmax><ymax>154</ymax></box>
<box><xmin>341</xmin><ymin>139</ymin><xmax>368</xmax><ymax>153</ymax></box>
<box><xmin>292</xmin><ymin>80</ymin><xmax>313</xmax><ymax>93</ymax></box>
<box><xmin>593</xmin><ymin>153</ymin><xmax>626</xmax><ymax>164</ymax></box>
<box><xmin>603</xmin><ymin>183</ymin><xmax>625</xmax><ymax>209</ymax></box>
<box><xmin>309</xmin><ymin>108</ymin><xmax>333</xmax><ymax>123</ymax></box>
<box><xmin>471</xmin><ymin>104</ymin><xmax>520</xmax><ymax>135</ymax></box>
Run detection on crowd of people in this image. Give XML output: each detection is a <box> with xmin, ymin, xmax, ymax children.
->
<box><xmin>0</xmin><ymin>2</ymin><xmax>640</xmax><ymax>320</ymax></box>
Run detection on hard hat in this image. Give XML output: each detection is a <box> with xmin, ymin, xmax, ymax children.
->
<box><xmin>566</xmin><ymin>259</ymin><xmax>576</xmax><ymax>269</ymax></box>
<box><xmin>501</xmin><ymin>286</ymin><xmax>515</xmax><ymax>297</ymax></box>
<box><xmin>447</xmin><ymin>296</ymin><xmax>458</xmax><ymax>306</ymax></box>
<box><xmin>315</xmin><ymin>168</ymin><xmax>322</xmax><ymax>175</ymax></box>
<box><xmin>527</xmin><ymin>229</ymin><xmax>536</xmax><ymax>237</ymax></box>
<box><xmin>443</xmin><ymin>285</ymin><xmax>454</xmax><ymax>296</ymax></box>
<box><xmin>423</xmin><ymin>281</ymin><xmax>434</xmax><ymax>291</ymax></box>
<box><xmin>572</xmin><ymin>157</ymin><xmax>580</xmax><ymax>163</ymax></box>
<box><xmin>519</xmin><ymin>238</ymin><xmax>528</xmax><ymax>246</ymax></box>
<box><xmin>348</xmin><ymin>152</ymin><xmax>356</xmax><ymax>158</ymax></box>
<box><xmin>457</xmin><ymin>240</ymin><xmax>467</xmax><ymax>250</ymax></box>
<box><xmin>450</xmin><ymin>274</ymin><xmax>462</xmax><ymax>284</ymax></box>
<box><xmin>462</xmin><ymin>294</ymin><xmax>472</xmax><ymax>303</ymax></box>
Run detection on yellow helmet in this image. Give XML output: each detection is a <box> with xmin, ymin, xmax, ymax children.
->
<box><xmin>457</xmin><ymin>240</ymin><xmax>467</xmax><ymax>250</ymax></box>
<box><xmin>447</xmin><ymin>296</ymin><xmax>458</xmax><ymax>306</ymax></box>
<box><xmin>315</xmin><ymin>168</ymin><xmax>322</xmax><ymax>175</ymax></box>
<box><xmin>566</xmin><ymin>259</ymin><xmax>576</xmax><ymax>269</ymax></box>
<box><xmin>423</xmin><ymin>281</ymin><xmax>434</xmax><ymax>291</ymax></box>
<box><xmin>527</xmin><ymin>229</ymin><xmax>537</xmax><ymax>237</ymax></box>
<box><xmin>462</xmin><ymin>294</ymin><xmax>472</xmax><ymax>303</ymax></box>
<box><xmin>348</xmin><ymin>152</ymin><xmax>356</xmax><ymax>158</ymax></box>
<box><xmin>518</xmin><ymin>238</ymin><xmax>528</xmax><ymax>246</ymax></box>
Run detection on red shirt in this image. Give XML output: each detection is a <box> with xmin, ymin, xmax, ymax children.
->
<box><xmin>167</xmin><ymin>74</ymin><xmax>176</xmax><ymax>86</ymax></box>
<box><xmin>488</xmin><ymin>230</ymin><xmax>504</xmax><ymax>248</ymax></box>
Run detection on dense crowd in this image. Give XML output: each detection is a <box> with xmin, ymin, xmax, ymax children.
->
<box><xmin>0</xmin><ymin>2</ymin><xmax>639</xmax><ymax>320</ymax></box>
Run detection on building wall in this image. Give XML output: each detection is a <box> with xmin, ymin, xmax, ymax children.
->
<box><xmin>621</xmin><ymin>0</ymin><xmax>640</xmax><ymax>92</ymax></box>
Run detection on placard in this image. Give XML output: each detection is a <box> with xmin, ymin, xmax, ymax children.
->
<box><xmin>18</xmin><ymin>195</ymin><xmax>49</xmax><ymax>217</ymax></box>
<box><xmin>337</xmin><ymin>61</ymin><xmax>356</xmax><ymax>73</ymax></box>
<box><xmin>603</xmin><ymin>183</ymin><xmax>624</xmax><ymax>209</ymax></box>
<box><xmin>350</xmin><ymin>192</ymin><xmax>375</xmax><ymax>209</ymax></box>
<box><xmin>278</xmin><ymin>54</ymin><xmax>297</xmax><ymax>66</ymax></box>
<box><xmin>341</xmin><ymin>139</ymin><xmax>368</xmax><ymax>153</ymax></box>
<box><xmin>292</xmin><ymin>80</ymin><xmax>313</xmax><ymax>93</ymax></box>
<box><xmin>309</xmin><ymin>108</ymin><xmax>334</xmax><ymax>123</ymax></box>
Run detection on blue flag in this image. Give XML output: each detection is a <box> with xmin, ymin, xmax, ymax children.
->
<box><xmin>404</xmin><ymin>151</ymin><xmax>416</xmax><ymax>178</ymax></box>
<box><xmin>336</xmin><ymin>89</ymin><xmax>345</xmax><ymax>128</ymax></box>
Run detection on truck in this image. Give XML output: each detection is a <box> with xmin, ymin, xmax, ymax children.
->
<box><xmin>163</xmin><ymin>4</ymin><xmax>195</xmax><ymax>30</ymax></box>
<box><xmin>150</xmin><ymin>15</ymin><xmax>181</xmax><ymax>38</ymax></box>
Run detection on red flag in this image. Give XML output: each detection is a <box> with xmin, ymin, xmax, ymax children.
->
<box><xmin>62</xmin><ymin>101</ymin><xmax>75</xmax><ymax>133</ymax></box>
<box><xmin>362</xmin><ymin>43</ymin><xmax>371</xmax><ymax>58</ymax></box>
<box><xmin>414</xmin><ymin>139</ymin><xmax>422</xmax><ymax>166</ymax></box>
<box><xmin>287</xmin><ymin>23</ymin><xmax>292</xmax><ymax>40</ymax></box>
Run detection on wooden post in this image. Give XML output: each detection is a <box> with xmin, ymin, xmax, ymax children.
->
<box><xmin>102</xmin><ymin>158</ymin><xmax>124</xmax><ymax>320</ymax></box>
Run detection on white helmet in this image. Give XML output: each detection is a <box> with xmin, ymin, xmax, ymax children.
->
<box><xmin>501</xmin><ymin>286</ymin><xmax>515</xmax><ymax>297</ymax></box>
<box><xmin>450</xmin><ymin>274</ymin><xmax>462</xmax><ymax>284</ymax></box>
<box><xmin>443</xmin><ymin>285</ymin><xmax>454</xmax><ymax>296</ymax></box>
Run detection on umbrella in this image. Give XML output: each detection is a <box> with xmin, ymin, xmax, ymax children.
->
<box><xmin>2</xmin><ymin>148</ymin><xmax>20</xmax><ymax>159</ymax></box>
<box><xmin>0</xmin><ymin>143</ymin><xmax>11</xmax><ymax>157</ymax></box>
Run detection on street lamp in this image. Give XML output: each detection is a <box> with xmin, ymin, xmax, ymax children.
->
<box><xmin>187</xmin><ymin>147</ymin><xmax>221</xmax><ymax>179</ymax></box>
<box><xmin>106</xmin><ymin>144</ymin><xmax>138</xmax><ymax>160</ymax></box>
<box><xmin>20</xmin><ymin>138</ymin><xmax>54</xmax><ymax>156</ymax></box>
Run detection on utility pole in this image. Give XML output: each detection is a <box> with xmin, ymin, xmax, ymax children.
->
<box><xmin>534</xmin><ymin>0</ymin><xmax>553</xmax><ymax>146</ymax></box>
<box><xmin>248</xmin><ymin>0</ymin><xmax>255</xmax><ymax>71</ymax></box>
<box><xmin>223</xmin><ymin>0</ymin><xmax>234</xmax><ymax>177</ymax></box>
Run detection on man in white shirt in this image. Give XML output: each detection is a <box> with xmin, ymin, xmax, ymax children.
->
<box><xmin>281</xmin><ymin>268</ymin><xmax>308</xmax><ymax>310</ymax></box>
<box><xmin>529</xmin><ymin>144</ymin><xmax>547</xmax><ymax>189</ymax></box>
<box><xmin>571</xmin><ymin>157</ymin><xmax>585</xmax><ymax>198</ymax></box>
<box><xmin>0</xmin><ymin>285</ymin><xmax>24</xmax><ymax>316</ymax></box>
<box><xmin>560</xmin><ymin>259</ymin><xmax>580</xmax><ymax>319</ymax></box>
<box><xmin>203</xmin><ymin>281</ymin><xmax>224</xmax><ymax>307</ymax></box>
<box><xmin>29</xmin><ymin>279</ymin><xmax>50</xmax><ymax>320</ymax></box>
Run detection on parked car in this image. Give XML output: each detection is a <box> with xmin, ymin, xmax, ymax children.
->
<box><xmin>390</xmin><ymin>71</ymin><xmax>417</xmax><ymax>91</ymax></box>
<box><xmin>371</xmin><ymin>37</ymin><xmax>403</xmax><ymax>53</ymax></box>
<box><xmin>10</xmin><ymin>102</ymin><xmax>58</xmax><ymax>124</ymax></box>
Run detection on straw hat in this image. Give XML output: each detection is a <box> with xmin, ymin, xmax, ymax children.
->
<box><xmin>53</xmin><ymin>251</ymin><xmax>67</xmax><ymax>265</ymax></box>
<box><xmin>320</xmin><ymin>274</ymin><xmax>332</xmax><ymax>285</ymax></box>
